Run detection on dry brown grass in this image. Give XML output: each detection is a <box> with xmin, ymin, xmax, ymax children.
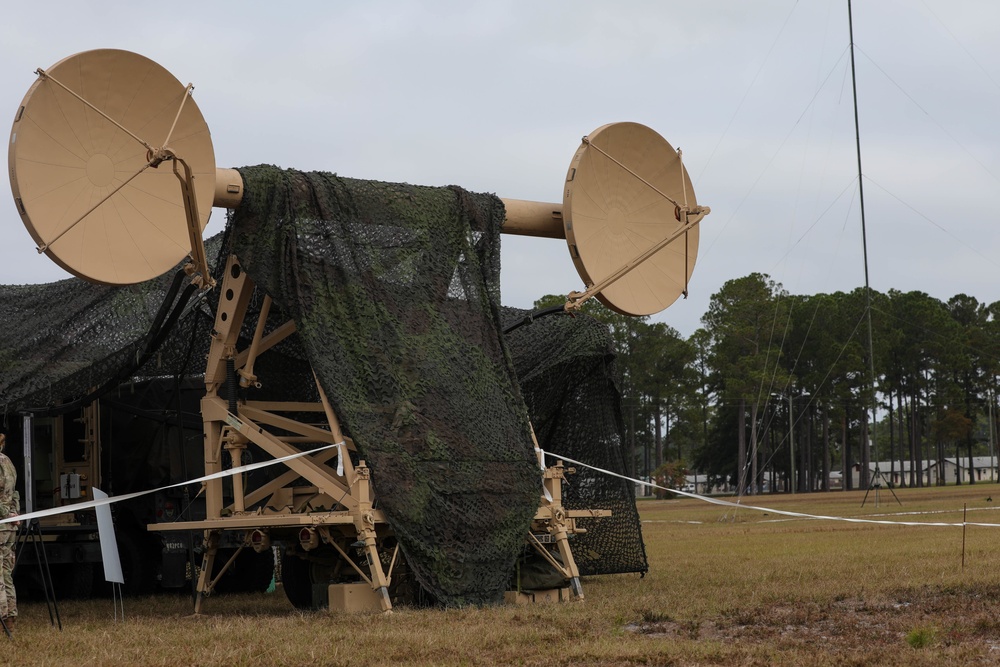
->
<box><xmin>6</xmin><ymin>484</ymin><xmax>1000</xmax><ymax>666</ymax></box>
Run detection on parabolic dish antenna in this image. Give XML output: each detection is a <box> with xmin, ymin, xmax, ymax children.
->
<box><xmin>8</xmin><ymin>49</ymin><xmax>215</xmax><ymax>285</ymax></box>
<box><xmin>563</xmin><ymin>122</ymin><xmax>700</xmax><ymax>317</ymax></box>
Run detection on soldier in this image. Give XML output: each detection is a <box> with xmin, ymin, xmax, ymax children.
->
<box><xmin>0</xmin><ymin>432</ymin><xmax>20</xmax><ymax>631</ymax></box>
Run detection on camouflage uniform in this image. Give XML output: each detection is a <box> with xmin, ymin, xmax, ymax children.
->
<box><xmin>0</xmin><ymin>448</ymin><xmax>19</xmax><ymax>621</ymax></box>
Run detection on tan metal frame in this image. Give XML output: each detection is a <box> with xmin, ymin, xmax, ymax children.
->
<box><xmin>149</xmin><ymin>252</ymin><xmax>607</xmax><ymax>612</ymax></box>
<box><xmin>149</xmin><ymin>253</ymin><xmax>395</xmax><ymax>612</ymax></box>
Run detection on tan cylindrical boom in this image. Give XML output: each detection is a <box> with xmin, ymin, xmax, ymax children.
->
<box><xmin>215</xmin><ymin>168</ymin><xmax>245</xmax><ymax>210</ymax></box>
<box><xmin>496</xmin><ymin>199</ymin><xmax>564</xmax><ymax>239</ymax></box>
<box><xmin>213</xmin><ymin>168</ymin><xmax>566</xmax><ymax>240</ymax></box>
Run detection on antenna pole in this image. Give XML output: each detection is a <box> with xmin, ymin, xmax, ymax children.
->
<box><xmin>848</xmin><ymin>0</ymin><xmax>878</xmax><ymax>481</ymax></box>
<box><xmin>849</xmin><ymin>1</ymin><xmax>898</xmax><ymax>505</ymax></box>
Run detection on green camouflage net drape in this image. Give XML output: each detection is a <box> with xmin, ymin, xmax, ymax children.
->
<box><xmin>503</xmin><ymin>307</ymin><xmax>648</xmax><ymax>577</ymax></box>
<box><xmin>229</xmin><ymin>165</ymin><xmax>540</xmax><ymax>605</ymax></box>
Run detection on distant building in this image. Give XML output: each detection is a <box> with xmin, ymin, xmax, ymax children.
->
<box><xmin>848</xmin><ymin>457</ymin><xmax>999</xmax><ymax>488</ymax></box>
<box><xmin>638</xmin><ymin>473</ymin><xmax>723</xmax><ymax>497</ymax></box>
<box><xmin>683</xmin><ymin>473</ymin><xmax>729</xmax><ymax>495</ymax></box>
<box><xmin>943</xmin><ymin>457</ymin><xmax>999</xmax><ymax>484</ymax></box>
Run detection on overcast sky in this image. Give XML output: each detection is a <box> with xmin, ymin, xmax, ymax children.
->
<box><xmin>2</xmin><ymin>1</ymin><xmax>999</xmax><ymax>337</ymax></box>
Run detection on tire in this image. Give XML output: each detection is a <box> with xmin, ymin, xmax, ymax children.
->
<box><xmin>211</xmin><ymin>548</ymin><xmax>274</xmax><ymax>594</ymax></box>
<box><xmin>280</xmin><ymin>550</ymin><xmax>314</xmax><ymax>609</ymax></box>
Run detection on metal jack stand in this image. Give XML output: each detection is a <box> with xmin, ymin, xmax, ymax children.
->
<box><xmin>861</xmin><ymin>462</ymin><xmax>901</xmax><ymax>508</ymax></box>
<box><xmin>13</xmin><ymin>519</ymin><xmax>62</xmax><ymax>630</ymax></box>
<box><xmin>517</xmin><ymin>458</ymin><xmax>610</xmax><ymax>602</ymax></box>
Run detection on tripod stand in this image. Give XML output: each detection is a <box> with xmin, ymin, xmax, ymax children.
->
<box><xmin>861</xmin><ymin>462</ymin><xmax>901</xmax><ymax>508</ymax></box>
<box><xmin>11</xmin><ymin>519</ymin><xmax>62</xmax><ymax>631</ymax></box>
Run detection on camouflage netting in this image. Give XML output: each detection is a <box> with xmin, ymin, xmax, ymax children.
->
<box><xmin>503</xmin><ymin>307</ymin><xmax>648</xmax><ymax>577</ymax></box>
<box><xmin>0</xmin><ymin>166</ymin><xmax>647</xmax><ymax>604</ymax></box>
<box><xmin>0</xmin><ymin>258</ymin><xmax>214</xmax><ymax>415</ymax></box>
<box><xmin>228</xmin><ymin>166</ymin><xmax>540</xmax><ymax>605</ymax></box>
<box><xmin>0</xmin><ymin>233</ymin><xmax>305</xmax><ymax>417</ymax></box>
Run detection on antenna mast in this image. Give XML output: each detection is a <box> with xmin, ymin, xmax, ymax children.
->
<box><xmin>849</xmin><ymin>0</ymin><xmax>900</xmax><ymax>506</ymax></box>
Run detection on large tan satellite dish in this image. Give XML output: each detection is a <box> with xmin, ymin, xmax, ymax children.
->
<box><xmin>8</xmin><ymin>49</ymin><xmax>709</xmax><ymax>315</ymax></box>
<box><xmin>9</xmin><ymin>49</ymin><xmax>215</xmax><ymax>285</ymax></box>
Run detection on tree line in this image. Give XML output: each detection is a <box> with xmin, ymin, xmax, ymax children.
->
<box><xmin>535</xmin><ymin>272</ymin><xmax>1000</xmax><ymax>494</ymax></box>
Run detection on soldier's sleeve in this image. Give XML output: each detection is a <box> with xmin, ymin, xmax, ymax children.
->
<box><xmin>0</xmin><ymin>458</ymin><xmax>15</xmax><ymax>517</ymax></box>
<box><xmin>0</xmin><ymin>467</ymin><xmax>9</xmax><ymax>518</ymax></box>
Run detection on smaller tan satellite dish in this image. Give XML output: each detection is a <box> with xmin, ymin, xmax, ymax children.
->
<box><xmin>9</xmin><ymin>49</ymin><xmax>215</xmax><ymax>285</ymax></box>
<box><xmin>563</xmin><ymin>122</ymin><xmax>703</xmax><ymax>317</ymax></box>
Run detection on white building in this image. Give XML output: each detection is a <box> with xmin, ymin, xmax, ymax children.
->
<box><xmin>943</xmin><ymin>456</ymin><xmax>999</xmax><ymax>484</ymax></box>
<box><xmin>849</xmin><ymin>457</ymin><xmax>999</xmax><ymax>487</ymax></box>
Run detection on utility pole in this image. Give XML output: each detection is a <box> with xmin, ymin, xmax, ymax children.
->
<box><xmin>789</xmin><ymin>393</ymin><xmax>795</xmax><ymax>494</ymax></box>
<box><xmin>990</xmin><ymin>389</ymin><xmax>997</xmax><ymax>483</ymax></box>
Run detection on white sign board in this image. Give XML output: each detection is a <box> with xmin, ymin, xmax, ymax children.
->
<box><xmin>93</xmin><ymin>488</ymin><xmax>124</xmax><ymax>584</ymax></box>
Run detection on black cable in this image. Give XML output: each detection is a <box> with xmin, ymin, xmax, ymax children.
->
<box><xmin>147</xmin><ymin>269</ymin><xmax>187</xmax><ymax>344</ymax></box>
<box><xmin>502</xmin><ymin>304</ymin><xmax>568</xmax><ymax>335</ymax></box>
<box><xmin>147</xmin><ymin>283</ymin><xmax>199</xmax><ymax>353</ymax></box>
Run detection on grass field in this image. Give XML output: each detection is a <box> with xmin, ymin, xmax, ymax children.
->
<box><xmin>6</xmin><ymin>484</ymin><xmax>1000</xmax><ymax>666</ymax></box>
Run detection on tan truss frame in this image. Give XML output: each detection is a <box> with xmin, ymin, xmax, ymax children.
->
<box><xmin>150</xmin><ymin>253</ymin><xmax>607</xmax><ymax>612</ymax></box>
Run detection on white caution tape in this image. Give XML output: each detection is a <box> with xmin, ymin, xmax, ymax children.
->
<box><xmin>543</xmin><ymin>450</ymin><xmax>1000</xmax><ymax>529</ymax></box>
<box><xmin>7</xmin><ymin>441</ymin><xmax>988</xmax><ymax>531</ymax></box>
<box><xmin>535</xmin><ymin>445</ymin><xmax>553</xmax><ymax>502</ymax></box>
<box><xmin>0</xmin><ymin>441</ymin><xmax>342</xmax><ymax>527</ymax></box>
<box><xmin>336</xmin><ymin>440</ymin><xmax>345</xmax><ymax>477</ymax></box>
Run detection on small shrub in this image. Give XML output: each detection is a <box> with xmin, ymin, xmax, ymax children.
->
<box><xmin>653</xmin><ymin>461</ymin><xmax>688</xmax><ymax>499</ymax></box>
<box><xmin>905</xmin><ymin>626</ymin><xmax>937</xmax><ymax>649</ymax></box>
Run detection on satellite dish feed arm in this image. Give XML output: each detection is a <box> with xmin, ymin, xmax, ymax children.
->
<box><xmin>36</xmin><ymin>162</ymin><xmax>156</xmax><ymax>253</ymax></box>
<box><xmin>174</xmin><ymin>157</ymin><xmax>215</xmax><ymax>289</ymax></box>
<box><xmin>162</xmin><ymin>84</ymin><xmax>194</xmax><ymax>148</ymax></box>
<box><xmin>34</xmin><ymin>67</ymin><xmax>153</xmax><ymax>152</ymax></box>
<box><xmin>565</xmin><ymin>205</ymin><xmax>710</xmax><ymax>312</ymax></box>
<box><xmin>581</xmin><ymin>136</ymin><xmax>686</xmax><ymax>210</ymax></box>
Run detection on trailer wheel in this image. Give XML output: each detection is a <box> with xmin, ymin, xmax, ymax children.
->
<box><xmin>280</xmin><ymin>550</ymin><xmax>314</xmax><ymax>609</ymax></box>
<box><xmin>211</xmin><ymin>548</ymin><xmax>275</xmax><ymax>594</ymax></box>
